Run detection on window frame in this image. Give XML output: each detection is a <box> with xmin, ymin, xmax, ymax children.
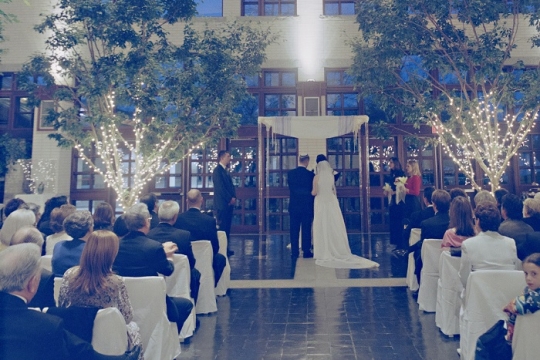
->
<box><xmin>241</xmin><ymin>0</ymin><xmax>297</xmax><ymax>16</ymax></box>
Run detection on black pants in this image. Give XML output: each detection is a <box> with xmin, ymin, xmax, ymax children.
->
<box><xmin>190</xmin><ymin>268</ymin><xmax>201</xmax><ymax>304</ymax></box>
<box><xmin>216</xmin><ymin>205</ymin><xmax>233</xmax><ymax>248</ymax></box>
<box><xmin>289</xmin><ymin>210</ymin><xmax>313</xmax><ymax>257</ymax></box>
<box><xmin>213</xmin><ymin>253</ymin><xmax>227</xmax><ymax>287</ymax></box>
<box><xmin>389</xmin><ymin>200</ymin><xmax>404</xmax><ymax>246</ymax></box>
<box><xmin>165</xmin><ymin>296</ymin><xmax>194</xmax><ymax>332</ymax></box>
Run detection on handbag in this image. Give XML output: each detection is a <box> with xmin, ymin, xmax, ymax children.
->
<box><xmin>474</xmin><ymin>320</ymin><xmax>512</xmax><ymax>360</ymax></box>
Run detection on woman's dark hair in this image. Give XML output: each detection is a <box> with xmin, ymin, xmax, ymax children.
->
<box><xmin>93</xmin><ymin>202</ymin><xmax>115</xmax><ymax>229</ymax></box>
<box><xmin>49</xmin><ymin>205</ymin><xmax>76</xmax><ymax>233</ymax></box>
<box><xmin>501</xmin><ymin>193</ymin><xmax>524</xmax><ymax>220</ymax></box>
<box><xmin>475</xmin><ymin>203</ymin><xmax>501</xmax><ymax>232</ymax></box>
<box><xmin>494</xmin><ymin>188</ymin><xmax>509</xmax><ymax>207</ymax></box>
<box><xmin>390</xmin><ymin>157</ymin><xmax>402</xmax><ymax>172</ymax></box>
<box><xmin>449</xmin><ymin>188</ymin><xmax>468</xmax><ymax>201</ymax></box>
<box><xmin>524</xmin><ymin>253</ymin><xmax>540</xmax><ymax>268</ymax></box>
<box><xmin>37</xmin><ymin>195</ymin><xmax>68</xmax><ymax>227</ymax></box>
<box><xmin>449</xmin><ymin>197</ymin><xmax>475</xmax><ymax>237</ymax></box>
<box><xmin>3</xmin><ymin>198</ymin><xmax>26</xmax><ymax>218</ymax></box>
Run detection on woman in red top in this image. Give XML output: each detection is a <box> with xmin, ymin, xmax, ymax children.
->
<box><xmin>404</xmin><ymin>159</ymin><xmax>422</xmax><ymax>221</ymax></box>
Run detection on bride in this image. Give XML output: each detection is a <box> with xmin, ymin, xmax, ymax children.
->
<box><xmin>312</xmin><ymin>160</ymin><xmax>379</xmax><ymax>269</ymax></box>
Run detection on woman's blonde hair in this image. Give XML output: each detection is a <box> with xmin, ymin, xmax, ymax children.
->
<box><xmin>407</xmin><ymin>159</ymin><xmax>421</xmax><ymax>176</ymax></box>
<box><xmin>70</xmin><ymin>230</ymin><xmax>119</xmax><ymax>295</ymax></box>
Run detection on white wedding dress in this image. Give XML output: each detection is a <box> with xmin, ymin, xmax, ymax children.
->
<box><xmin>313</xmin><ymin>161</ymin><xmax>379</xmax><ymax>269</ymax></box>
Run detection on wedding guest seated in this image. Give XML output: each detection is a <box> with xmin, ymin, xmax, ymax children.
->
<box><xmin>11</xmin><ymin>226</ymin><xmax>55</xmax><ymax>308</ymax></box>
<box><xmin>413</xmin><ymin>189</ymin><xmax>451</xmax><ymax>284</ymax></box>
<box><xmin>449</xmin><ymin>188</ymin><xmax>468</xmax><ymax>201</ymax></box>
<box><xmin>0</xmin><ymin>209</ymin><xmax>36</xmax><ymax>251</ymax></box>
<box><xmin>23</xmin><ymin>203</ymin><xmax>41</xmax><ymax>225</ymax></box>
<box><xmin>494</xmin><ymin>188</ymin><xmax>509</xmax><ymax>212</ymax></box>
<box><xmin>45</xmin><ymin>205</ymin><xmax>76</xmax><ymax>255</ymax></box>
<box><xmin>174</xmin><ymin>189</ymin><xmax>226</xmax><ymax>287</ymax></box>
<box><xmin>52</xmin><ymin>211</ymin><xmax>93</xmax><ymax>277</ymax></box>
<box><xmin>498</xmin><ymin>194</ymin><xmax>533</xmax><ymax>239</ymax></box>
<box><xmin>459</xmin><ymin>203</ymin><xmax>518</xmax><ymax>288</ymax></box>
<box><xmin>522</xmin><ymin>198</ymin><xmax>540</xmax><ymax>231</ymax></box>
<box><xmin>1</xmin><ymin>198</ymin><xmax>26</xmax><ymax>221</ymax></box>
<box><xmin>473</xmin><ymin>190</ymin><xmax>497</xmax><ymax>209</ymax></box>
<box><xmin>37</xmin><ymin>196</ymin><xmax>68</xmax><ymax>237</ymax></box>
<box><xmin>0</xmin><ymin>243</ymin><xmax>140</xmax><ymax>360</ymax></box>
<box><xmin>92</xmin><ymin>202</ymin><xmax>115</xmax><ymax>231</ymax></box>
<box><xmin>59</xmin><ymin>230</ymin><xmax>142</xmax><ymax>356</ymax></box>
<box><xmin>503</xmin><ymin>253</ymin><xmax>540</xmax><ymax>342</ymax></box>
<box><xmin>147</xmin><ymin>200</ymin><xmax>201</xmax><ymax>303</ymax></box>
<box><xmin>113</xmin><ymin>215</ymin><xmax>129</xmax><ymax>239</ymax></box>
<box><xmin>441</xmin><ymin>196</ymin><xmax>476</xmax><ymax>249</ymax></box>
<box><xmin>396</xmin><ymin>186</ymin><xmax>435</xmax><ymax>257</ymax></box>
<box><xmin>112</xmin><ymin>203</ymin><xmax>193</xmax><ymax>332</ymax></box>
<box><xmin>514</xmin><ymin>232</ymin><xmax>540</xmax><ymax>261</ymax></box>
<box><xmin>139</xmin><ymin>193</ymin><xmax>159</xmax><ymax>230</ymax></box>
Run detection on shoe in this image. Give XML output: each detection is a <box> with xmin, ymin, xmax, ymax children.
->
<box><xmin>411</xmin><ymin>290</ymin><xmax>419</xmax><ymax>299</ymax></box>
<box><xmin>227</xmin><ymin>250</ymin><xmax>234</xmax><ymax>256</ymax></box>
<box><xmin>303</xmin><ymin>251</ymin><xmax>313</xmax><ymax>258</ymax></box>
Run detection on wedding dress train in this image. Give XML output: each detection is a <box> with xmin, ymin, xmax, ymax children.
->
<box><xmin>313</xmin><ymin>161</ymin><xmax>379</xmax><ymax>269</ymax></box>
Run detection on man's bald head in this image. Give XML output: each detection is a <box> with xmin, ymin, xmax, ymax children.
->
<box><xmin>187</xmin><ymin>189</ymin><xmax>203</xmax><ymax>208</ymax></box>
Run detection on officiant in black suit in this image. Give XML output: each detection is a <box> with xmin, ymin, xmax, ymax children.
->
<box><xmin>288</xmin><ymin>154</ymin><xmax>315</xmax><ymax>259</ymax></box>
<box><xmin>212</xmin><ymin>150</ymin><xmax>236</xmax><ymax>255</ymax></box>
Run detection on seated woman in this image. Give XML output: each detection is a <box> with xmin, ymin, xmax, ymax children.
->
<box><xmin>522</xmin><ymin>198</ymin><xmax>540</xmax><ymax>232</ymax></box>
<box><xmin>459</xmin><ymin>203</ymin><xmax>518</xmax><ymax>288</ymax></box>
<box><xmin>93</xmin><ymin>202</ymin><xmax>115</xmax><ymax>231</ymax></box>
<box><xmin>45</xmin><ymin>204</ymin><xmax>76</xmax><ymax>255</ymax></box>
<box><xmin>504</xmin><ymin>253</ymin><xmax>540</xmax><ymax>342</ymax></box>
<box><xmin>59</xmin><ymin>230</ymin><xmax>142</xmax><ymax>357</ymax></box>
<box><xmin>441</xmin><ymin>196</ymin><xmax>476</xmax><ymax>249</ymax></box>
<box><xmin>52</xmin><ymin>211</ymin><xmax>93</xmax><ymax>276</ymax></box>
<box><xmin>0</xmin><ymin>209</ymin><xmax>36</xmax><ymax>251</ymax></box>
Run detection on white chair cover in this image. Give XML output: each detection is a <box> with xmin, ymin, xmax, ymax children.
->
<box><xmin>435</xmin><ymin>251</ymin><xmax>462</xmax><ymax>336</ymax></box>
<box><xmin>215</xmin><ymin>231</ymin><xmax>231</xmax><ymax>296</ymax></box>
<box><xmin>91</xmin><ymin>307</ymin><xmax>129</xmax><ymax>355</ymax></box>
<box><xmin>417</xmin><ymin>239</ymin><xmax>442</xmax><ymax>312</ymax></box>
<box><xmin>512</xmin><ymin>311</ymin><xmax>540</xmax><ymax>359</ymax></box>
<box><xmin>53</xmin><ymin>277</ymin><xmax>62</xmax><ymax>306</ymax></box>
<box><xmin>123</xmin><ymin>276</ymin><xmax>181</xmax><ymax>360</ymax></box>
<box><xmin>192</xmin><ymin>240</ymin><xmax>217</xmax><ymax>314</ymax></box>
<box><xmin>41</xmin><ymin>255</ymin><xmax>52</xmax><ymax>272</ymax></box>
<box><xmin>165</xmin><ymin>254</ymin><xmax>195</xmax><ymax>341</ymax></box>
<box><xmin>406</xmin><ymin>228</ymin><xmax>421</xmax><ymax>291</ymax></box>
<box><xmin>459</xmin><ymin>270</ymin><xmax>526</xmax><ymax>360</ymax></box>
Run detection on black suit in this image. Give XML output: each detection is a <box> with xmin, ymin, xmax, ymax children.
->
<box><xmin>28</xmin><ymin>268</ymin><xmax>56</xmax><ymax>309</ymax></box>
<box><xmin>0</xmin><ymin>292</ymin><xmax>125</xmax><ymax>360</ymax></box>
<box><xmin>401</xmin><ymin>206</ymin><xmax>435</xmax><ymax>249</ymax></box>
<box><xmin>414</xmin><ymin>212</ymin><xmax>450</xmax><ymax>283</ymax></box>
<box><xmin>514</xmin><ymin>231</ymin><xmax>540</xmax><ymax>261</ymax></box>
<box><xmin>212</xmin><ymin>164</ymin><xmax>236</xmax><ymax>242</ymax></box>
<box><xmin>175</xmin><ymin>208</ymin><xmax>227</xmax><ymax>286</ymax></box>
<box><xmin>112</xmin><ymin>231</ymin><xmax>193</xmax><ymax>330</ymax></box>
<box><xmin>147</xmin><ymin>223</ymin><xmax>201</xmax><ymax>302</ymax></box>
<box><xmin>287</xmin><ymin>166</ymin><xmax>315</xmax><ymax>257</ymax></box>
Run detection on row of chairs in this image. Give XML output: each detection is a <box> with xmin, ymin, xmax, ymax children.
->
<box><xmin>40</xmin><ymin>231</ymin><xmax>231</xmax><ymax>360</ymax></box>
<box><xmin>406</xmin><ymin>230</ymin><xmax>539</xmax><ymax>360</ymax></box>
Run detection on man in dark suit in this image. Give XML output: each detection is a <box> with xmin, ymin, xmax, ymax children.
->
<box><xmin>175</xmin><ymin>189</ymin><xmax>226</xmax><ymax>286</ymax></box>
<box><xmin>0</xmin><ymin>243</ymin><xmax>139</xmax><ymax>360</ymax></box>
<box><xmin>397</xmin><ymin>186</ymin><xmax>435</xmax><ymax>257</ymax></box>
<box><xmin>288</xmin><ymin>154</ymin><xmax>315</xmax><ymax>259</ymax></box>
<box><xmin>148</xmin><ymin>200</ymin><xmax>201</xmax><ymax>303</ymax></box>
<box><xmin>140</xmin><ymin>193</ymin><xmax>160</xmax><ymax>229</ymax></box>
<box><xmin>113</xmin><ymin>203</ymin><xmax>193</xmax><ymax>332</ymax></box>
<box><xmin>212</xmin><ymin>149</ymin><xmax>236</xmax><ymax>255</ymax></box>
<box><xmin>413</xmin><ymin>189</ymin><xmax>451</xmax><ymax>284</ymax></box>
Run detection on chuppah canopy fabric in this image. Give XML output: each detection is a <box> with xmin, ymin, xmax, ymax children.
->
<box><xmin>257</xmin><ymin>116</ymin><xmax>369</xmax><ymax>139</ymax></box>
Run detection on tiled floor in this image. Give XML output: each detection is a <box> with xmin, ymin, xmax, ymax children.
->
<box><xmin>181</xmin><ymin>234</ymin><xmax>460</xmax><ymax>360</ymax></box>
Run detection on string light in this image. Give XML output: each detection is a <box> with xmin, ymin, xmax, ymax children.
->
<box><xmin>429</xmin><ymin>92</ymin><xmax>537</xmax><ymax>191</ymax></box>
<box><xmin>17</xmin><ymin>159</ymin><xmax>57</xmax><ymax>194</ymax></box>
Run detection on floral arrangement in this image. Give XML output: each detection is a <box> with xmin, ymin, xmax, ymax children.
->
<box><xmin>394</xmin><ymin>176</ymin><xmax>408</xmax><ymax>185</ymax></box>
<box><xmin>383</xmin><ymin>183</ymin><xmax>392</xmax><ymax>202</ymax></box>
<box><xmin>394</xmin><ymin>176</ymin><xmax>408</xmax><ymax>204</ymax></box>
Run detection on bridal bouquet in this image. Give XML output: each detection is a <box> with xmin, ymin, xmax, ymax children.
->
<box><xmin>394</xmin><ymin>176</ymin><xmax>408</xmax><ymax>204</ymax></box>
<box><xmin>383</xmin><ymin>183</ymin><xmax>392</xmax><ymax>202</ymax></box>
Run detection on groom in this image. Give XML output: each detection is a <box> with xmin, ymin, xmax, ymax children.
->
<box><xmin>288</xmin><ymin>154</ymin><xmax>315</xmax><ymax>259</ymax></box>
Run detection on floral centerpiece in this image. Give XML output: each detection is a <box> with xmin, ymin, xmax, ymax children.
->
<box><xmin>394</xmin><ymin>176</ymin><xmax>408</xmax><ymax>204</ymax></box>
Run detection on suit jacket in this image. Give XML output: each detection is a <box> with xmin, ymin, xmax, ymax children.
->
<box><xmin>287</xmin><ymin>166</ymin><xmax>315</xmax><ymax>214</ymax></box>
<box><xmin>420</xmin><ymin>212</ymin><xmax>450</xmax><ymax>241</ymax></box>
<box><xmin>0</xmin><ymin>292</ymin><xmax>96</xmax><ymax>360</ymax></box>
<box><xmin>113</xmin><ymin>230</ymin><xmax>174</xmax><ymax>277</ymax></box>
<box><xmin>498</xmin><ymin>219</ymin><xmax>534</xmax><ymax>240</ymax></box>
<box><xmin>459</xmin><ymin>231</ymin><xmax>518</xmax><ymax>287</ymax></box>
<box><xmin>212</xmin><ymin>164</ymin><xmax>236</xmax><ymax>211</ymax></box>
<box><xmin>147</xmin><ymin>223</ymin><xmax>196</xmax><ymax>269</ymax></box>
<box><xmin>523</xmin><ymin>216</ymin><xmax>540</xmax><ymax>232</ymax></box>
<box><xmin>410</xmin><ymin>206</ymin><xmax>435</xmax><ymax>229</ymax></box>
<box><xmin>514</xmin><ymin>231</ymin><xmax>540</xmax><ymax>261</ymax></box>
<box><xmin>28</xmin><ymin>268</ymin><xmax>56</xmax><ymax>309</ymax></box>
<box><xmin>175</xmin><ymin>208</ymin><xmax>220</xmax><ymax>255</ymax></box>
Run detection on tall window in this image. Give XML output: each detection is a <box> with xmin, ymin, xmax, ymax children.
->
<box><xmin>190</xmin><ymin>147</ymin><xmax>218</xmax><ymax>189</ymax></box>
<box><xmin>242</xmin><ymin>0</ymin><xmax>296</xmax><ymax>16</ymax></box>
<box><xmin>0</xmin><ymin>73</ymin><xmax>35</xmax><ymax>131</ymax></box>
<box><xmin>325</xmin><ymin>69</ymin><xmax>358</xmax><ymax>116</ymax></box>
<box><xmin>518</xmin><ymin>134</ymin><xmax>540</xmax><ymax>185</ymax></box>
<box><xmin>323</xmin><ymin>0</ymin><xmax>355</xmax><ymax>15</ymax></box>
<box><xmin>261</xmin><ymin>70</ymin><xmax>297</xmax><ymax>116</ymax></box>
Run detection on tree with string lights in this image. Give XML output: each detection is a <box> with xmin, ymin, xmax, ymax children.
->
<box><xmin>19</xmin><ymin>0</ymin><xmax>274</xmax><ymax>209</ymax></box>
<box><xmin>350</xmin><ymin>0</ymin><xmax>540</xmax><ymax>191</ymax></box>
